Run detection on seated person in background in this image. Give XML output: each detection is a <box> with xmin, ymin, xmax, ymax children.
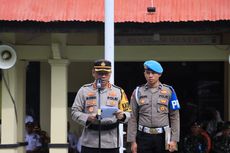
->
<box><xmin>40</xmin><ymin>130</ymin><xmax>50</xmax><ymax>153</ymax></box>
<box><xmin>25</xmin><ymin>122</ymin><xmax>42</xmax><ymax>153</ymax></box>
<box><xmin>68</xmin><ymin>122</ymin><xmax>79</xmax><ymax>153</ymax></box>
<box><xmin>25</xmin><ymin>115</ymin><xmax>34</xmax><ymax>124</ymax></box>
<box><xmin>182</xmin><ymin>121</ymin><xmax>211</xmax><ymax>153</ymax></box>
<box><xmin>212</xmin><ymin>121</ymin><xmax>230</xmax><ymax>153</ymax></box>
<box><xmin>33</xmin><ymin>122</ymin><xmax>41</xmax><ymax>135</ymax></box>
<box><xmin>33</xmin><ymin>122</ymin><xmax>50</xmax><ymax>153</ymax></box>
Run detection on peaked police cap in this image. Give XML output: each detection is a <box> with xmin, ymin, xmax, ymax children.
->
<box><xmin>94</xmin><ymin>59</ymin><xmax>112</xmax><ymax>72</ymax></box>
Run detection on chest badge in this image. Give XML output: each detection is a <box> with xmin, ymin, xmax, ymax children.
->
<box><xmin>160</xmin><ymin>99</ymin><xmax>168</xmax><ymax>104</ymax></box>
<box><xmin>160</xmin><ymin>90</ymin><xmax>167</xmax><ymax>94</ymax></box>
<box><xmin>87</xmin><ymin>92</ymin><xmax>95</xmax><ymax>96</ymax></box>
<box><xmin>160</xmin><ymin>106</ymin><xmax>166</xmax><ymax>111</ymax></box>
<box><xmin>110</xmin><ymin>101</ymin><xmax>116</xmax><ymax>106</ymax></box>
<box><xmin>109</xmin><ymin>91</ymin><xmax>117</xmax><ymax>97</ymax></box>
<box><xmin>86</xmin><ymin>100</ymin><xmax>96</xmax><ymax>105</ymax></box>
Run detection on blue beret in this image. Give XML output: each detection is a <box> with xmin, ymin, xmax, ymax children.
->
<box><xmin>144</xmin><ymin>60</ymin><xmax>163</xmax><ymax>74</ymax></box>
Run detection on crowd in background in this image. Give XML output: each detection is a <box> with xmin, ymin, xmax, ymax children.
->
<box><xmin>25</xmin><ymin>115</ymin><xmax>81</xmax><ymax>153</ymax></box>
<box><xmin>25</xmin><ymin>115</ymin><xmax>50</xmax><ymax>153</ymax></box>
<box><xmin>24</xmin><ymin>104</ymin><xmax>230</xmax><ymax>153</ymax></box>
<box><xmin>178</xmin><ymin>104</ymin><xmax>230</xmax><ymax>153</ymax></box>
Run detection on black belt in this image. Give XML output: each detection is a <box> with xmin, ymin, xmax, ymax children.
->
<box><xmin>88</xmin><ymin>122</ymin><xmax>118</xmax><ymax>131</ymax></box>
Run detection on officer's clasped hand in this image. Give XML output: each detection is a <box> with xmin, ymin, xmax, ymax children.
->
<box><xmin>168</xmin><ymin>141</ymin><xmax>177</xmax><ymax>152</ymax></box>
<box><xmin>114</xmin><ymin>110</ymin><xmax>125</xmax><ymax>120</ymax></box>
<box><xmin>87</xmin><ymin>113</ymin><xmax>97</xmax><ymax>122</ymax></box>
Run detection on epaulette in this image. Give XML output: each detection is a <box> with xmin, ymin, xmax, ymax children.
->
<box><xmin>162</xmin><ymin>84</ymin><xmax>173</xmax><ymax>91</ymax></box>
<box><xmin>139</xmin><ymin>84</ymin><xmax>145</xmax><ymax>87</ymax></box>
<box><xmin>162</xmin><ymin>84</ymin><xmax>170</xmax><ymax>88</ymax></box>
<box><xmin>112</xmin><ymin>84</ymin><xmax>122</xmax><ymax>90</ymax></box>
<box><xmin>134</xmin><ymin>84</ymin><xmax>145</xmax><ymax>103</ymax></box>
<box><xmin>83</xmin><ymin>83</ymin><xmax>93</xmax><ymax>87</ymax></box>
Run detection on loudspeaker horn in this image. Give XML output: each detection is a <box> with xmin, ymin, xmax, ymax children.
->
<box><xmin>0</xmin><ymin>45</ymin><xmax>17</xmax><ymax>69</ymax></box>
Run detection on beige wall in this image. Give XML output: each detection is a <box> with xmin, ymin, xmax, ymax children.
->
<box><xmin>68</xmin><ymin>62</ymin><xmax>94</xmax><ymax>92</ymax></box>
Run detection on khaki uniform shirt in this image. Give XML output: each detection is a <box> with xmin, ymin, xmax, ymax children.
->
<box><xmin>127</xmin><ymin>83</ymin><xmax>180</xmax><ymax>142</ymax></box>
<box><xmin>71</xmin><ymin>82</ymin><xmax>131</xmax><ymax>148</ymax></box>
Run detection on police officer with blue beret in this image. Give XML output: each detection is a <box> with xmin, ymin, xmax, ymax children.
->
<box><xmin>127</xmin><ymin>60</ymin><xmax>180</xmax><ymax>153</ymax></box>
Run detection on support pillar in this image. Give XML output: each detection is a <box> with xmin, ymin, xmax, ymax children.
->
<box><xmin>16</xmin><ymin>61</ymin><xmax>28</xmax><ymax>153</ymax></box>
<box><xmin>40</xmin><ymin>62</ymin><xmax>51</xmax><ymax>135</ymax></box>
<box><xmin>48</xmin><ymin>59</ymin><xmax>69</xmax><ymax>153</ymax></box>
<box><xmin>1</xmin><ymin>66</ymin><xmax>18</xmax><ymax>153</ymax></box>
<box><xmin>228</xmin><ymin>61</ymin><xmax>230</xmax><ymax>120</ymax></box>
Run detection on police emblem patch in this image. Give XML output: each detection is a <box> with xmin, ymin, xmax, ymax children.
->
<box><xmin>160</xmin><ymin>99</ymin><xmax>168</xmax><ymax>104</ymax></box>
<box><xmin>110</xmin><ymin>101</ymin><xmax>116</xmax><ymax>106</ymax></box>
<box><xmin>160</xmin><ymin>106</ymin><xmax>166</xmax><ymax>111</ymax></box>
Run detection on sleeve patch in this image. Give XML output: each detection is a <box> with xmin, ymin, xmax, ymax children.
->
<box><xmin>169</xmin><ymin>86</ymin><xmax>180</xmax><ymax>110</ymax></box>
<box><xmin>119</xmin><ymin>89</ymin><xmax>131</xmax><ymax>111</ymax></box>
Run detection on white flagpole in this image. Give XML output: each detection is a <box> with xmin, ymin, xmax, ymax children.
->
<box><xmin>104</xmin><ymin>1</ymin><xmax>125</xmax><ymax>153</ymax></box>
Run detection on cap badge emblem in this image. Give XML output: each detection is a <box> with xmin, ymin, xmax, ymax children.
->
<box><xmin>101</xmin><ymin>62</ymin><xmax>106</xmax><ymax>66</ymax></box>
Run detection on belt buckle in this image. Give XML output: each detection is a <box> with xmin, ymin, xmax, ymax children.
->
<box><xmin>149</xmin><ymin>128</ymin><xmax>158</xmax><ymax>134</ymax></box>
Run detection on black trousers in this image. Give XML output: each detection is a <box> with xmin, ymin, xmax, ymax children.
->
<box><xmin>136</xmin><ymin>131</ymin><xmax>168</xmax><ymax>153</ymax></box>
<box><xmin>81</xmin><ymin>146</ymin><xmax>119</xmax><ymax>153</ymax></box>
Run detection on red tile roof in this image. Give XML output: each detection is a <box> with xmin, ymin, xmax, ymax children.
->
<box><xmin>0</xmin><ymin>0</ymin><xmax>229</xmax><ymax>23</ymax></box>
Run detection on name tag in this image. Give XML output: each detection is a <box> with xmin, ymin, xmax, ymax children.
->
<box><xmin>86</xmin><ymin>96</ymin><xmax>96</xmax><ymax>100</ymax></box>
<box><xmin>107</xmin><ymin>96</ymin><xmax>118</xmax><ymax>101</ymax></box>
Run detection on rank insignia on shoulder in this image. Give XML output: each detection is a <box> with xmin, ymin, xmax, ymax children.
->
<box><xmin>83</xmin><ymin>83</ymin><xmax>92</xmax><ymax>87</ymax></box>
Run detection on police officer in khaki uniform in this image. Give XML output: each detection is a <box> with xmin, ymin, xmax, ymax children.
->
<box><xmin>71</xmin><ymin>59</ymin><xmax>131</xmax><ymax>153</ymax></box>
<box><xmin>127</xmin><ymin>60</ymin><xmax>180</xmax><ymax>153</ymax></box>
